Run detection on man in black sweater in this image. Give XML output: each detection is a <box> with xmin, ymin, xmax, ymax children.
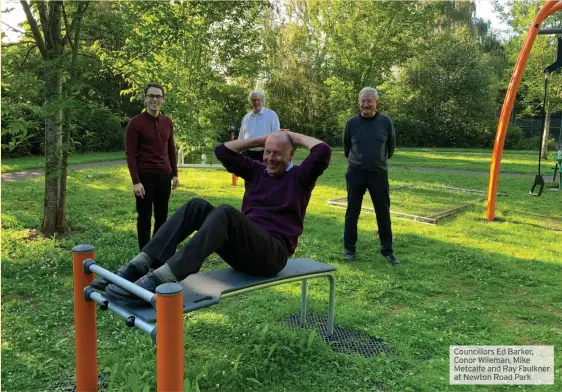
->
<box><xmin>343</xmin><ymin>87</ymin><xmax>399</xmax><ymax>265</ymax></box>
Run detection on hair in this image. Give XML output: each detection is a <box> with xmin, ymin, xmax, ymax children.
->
<box><xmin>358</xmin><ymin>87</ymin><xmax>379</xmax><ymax>100</ymax></box>
<box><xmin>248</xmin><ymin>89</ymin><xmax>265</xmax><ymax>104</ymax></box>
<box><xmin>267</xmin><ymin>131</ymin><xmax>295</xmax><ymax>153</ymax></box>
<box><xmin>144</xmin><ymin>82</ymin><xmax>165</xmax><ymax>97</ymax></box>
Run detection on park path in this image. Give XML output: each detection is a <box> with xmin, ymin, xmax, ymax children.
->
<box><xmin>1</xmin><ymin>160</ymin><xmax>540</xmax><ymax>183</ymax></box>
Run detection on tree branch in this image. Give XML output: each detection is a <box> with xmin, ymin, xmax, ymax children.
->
<box><xmin>62</xmin><ymin>2</ymin><xmax>72</xmax><ymax>47</ymax></box>
<box><xmin>3</xmin><ymin>43</ymin><xmax>38</xmax><ymax>78</ymax></box>
<box><xmin>33</xmin><ymin>0</ymin><xmax>52</xmax><ymax>49</ymax></box>
<box><xmin>20</xmin><ymin>0</ymin><xmax>48</xmax><ymax>58</ymax></box>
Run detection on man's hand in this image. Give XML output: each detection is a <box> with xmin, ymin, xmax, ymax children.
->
<box><xmin>133</xmin><ymin>183</ymin><xmax>145</xmax><ymax>198</ymax></box>
<box><xmin>224</xmin><ymin>135</ymin><xmax>267</xmax><ymax>153</ymax></box>
<box><xmin>280</xmin><ymin>129</ymin><xmax>323</xmax><ymax>150</ymax></box>
<box><xmin>172</xmin><ymin>176</ymin><xmax>179</xmax><ymax>190</ymax></box>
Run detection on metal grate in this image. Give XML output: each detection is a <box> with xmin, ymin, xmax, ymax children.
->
<box><xmin>278</xmin><ymin>314</ymin><xmax>392</xmax><ymax>358</ymax></box>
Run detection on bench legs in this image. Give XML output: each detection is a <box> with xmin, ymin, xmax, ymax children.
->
<box><xmin>299</xmin><ymin>274</ymin><xmax>335</xmax><ymax>335</ymax></box>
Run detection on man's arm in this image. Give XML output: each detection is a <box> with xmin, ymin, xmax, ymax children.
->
<box><xmin>282</xmin><ymin>130</ymin><xmax>323</xmax><ymax>150</ymax></box>
<box><xmin>387</xmin><ymin>120</ymin><xmax>396</xmax><ymax>160</ymax></box>
<box><xmin>343</xmin><ymin>122</ymin><xmax>351</xmax><ymax>159</ymax></box>
<box><xmin>168</xmin><ymin>119</ymin><xmax>179</xmax><ymax>190</ymax></box>
<box><xmin>237</xmin><ymin>115</ymin><xmax>247</xmax><ymax>140</ymax></box>
<box><xmin>224</xmin><ymin>135</ymin><xmax>267</xmax><ymax>153</ymax></box>
<box><xmin>271</xmin><ymin>111</ymin><xmax>280</xmax><ymax>132</ymax></box>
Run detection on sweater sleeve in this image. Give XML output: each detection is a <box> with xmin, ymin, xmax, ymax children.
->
<box><xmin>387</xmin><ymin>118</ymin><xmax>396</xmax><ymax>160</ymax></box>
<box><xmin>215</xmin><ymin>144</ymin><xmax>260</xmax><ymax>181</ymax></box>
<box><xmin>125</xmin><ymin>119</ymin><xmax>141</xmax><ymax>184</ymax></box>
<box><xmin>297</xmin><ymin>143</ymin><xmax>331</xmax><ymax>189</ymax></box>
<box><xmin>343</xmin><ymin>121</ymin><xmax>351</xmax><ymax>159</ymax></box>
<box><xmin>168</xmin><ymin>119</ymin><xmax>178</xmax><ymax>176</ymax></box>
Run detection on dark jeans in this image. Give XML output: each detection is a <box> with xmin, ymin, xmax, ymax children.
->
<box><xmin>136</xmin><ymin>171</ymin><xmax>172</xmax><ymax>251</ymax></box>
<box><xmin>242</xmin><ymin>149</ymin><xmax>264</xmax><ymax>162</ymax></box>
<box><xmin>344</xmin><ymin>166</ymin><xmax>393</xmax><ymax>256</ymax></box>
<box><xmin>143</xmin><ymin>198</ymin><xmax>288</xmax><ymax>281</ymax></box>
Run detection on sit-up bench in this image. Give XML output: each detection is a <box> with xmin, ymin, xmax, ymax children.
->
<box><xmin>72</xmin><ymin>244</ymin><xmax>336</xmax><ymax>392</ymax></box>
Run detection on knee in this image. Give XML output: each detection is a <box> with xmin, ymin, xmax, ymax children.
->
<box><xmin>214</xmin><ymin>204</ymin><xmax>237</xmax><ymax>215</ymax></box>
<box><xmin>186</xmin><ymin>197</ymin><xmax>213</xmax><ymax>210</ymax></box>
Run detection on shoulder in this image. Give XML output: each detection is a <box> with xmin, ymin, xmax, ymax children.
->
<box><xmin>263</xmin><ymin>108</ymin><xmax>278</xmax><ymax>117</ymax></box>
<box><xmin>346</xmin><ymin>114</ymin><xmax>361</xmax><ymax>127</ymax></box>
<box><xmin>377</xmin><ymin>113</ymin><xmax>393</xmax><ymax>124</ymax></box>
<box><xmin>161</xmin><ymin>114</ymin><xmax>174</xmax><ymax>126</ymax></box>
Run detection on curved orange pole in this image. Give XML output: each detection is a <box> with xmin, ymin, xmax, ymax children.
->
<box><xmin>486</xmin><ymin>0</ymin><xmax>560</xmax><ymax>220</ymax></box>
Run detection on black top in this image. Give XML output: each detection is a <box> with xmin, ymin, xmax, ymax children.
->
<box><xmin>343</xmin><ymin>112</ymin><xmax>396</xmax><ymax>171</ymax></box>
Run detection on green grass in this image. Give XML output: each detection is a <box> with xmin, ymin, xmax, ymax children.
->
<box><xmin>3</xmin><ymin>147</ymin><xmax>559</xmax><ymax>176</ymax></box>
<box><xmin>1</xmin><ymin>151</ymin><xmax>125</xmax><ymax>173</ymax></box>
<box><xmin>2</xmin><ymin>150</ymin><xmax>561</xmax><ymax>391</ymax></box>
<box><xmin>295</xmin><ymin>147</ymin><xmax>559</xmax><ymax>175</ymax></box>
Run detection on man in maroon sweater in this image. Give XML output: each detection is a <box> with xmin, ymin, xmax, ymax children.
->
<box><xmin>94</xmin><ymin>130</ymin><xmax>331</xmax><ymax>306</ymax></box>
<box><xmin>126</xmin><ymin>83</ymin><xmax>179</xmax><ymax>251</ymax></box>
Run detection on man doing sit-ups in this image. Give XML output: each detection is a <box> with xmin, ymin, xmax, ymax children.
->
<box><xmin>91</xmin><ymin>130</ymin><xmax>331</xmax><ymax>306</ymax></box>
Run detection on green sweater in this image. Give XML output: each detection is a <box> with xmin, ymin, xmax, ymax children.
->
<box><xmin>343</xmin><ymin>112</ymin><xmax>396</xmax><ymax>172</ymax></box>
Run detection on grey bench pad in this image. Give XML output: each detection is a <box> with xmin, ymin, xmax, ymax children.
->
<box><xmin>107</xmin><ymin>258</ymin><xmax>335</xmax><ymax>323</ymax></box>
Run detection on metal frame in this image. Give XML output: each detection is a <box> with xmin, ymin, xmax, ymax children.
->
<box><xmin>327</xmin><ymin>185</ymin><xmax>507</xmax><ymax>224</ymax></box>
<box><xmin>73</xmin><ymin>245</ymin><xmax>335</xmax><ymax>392</ymax></box>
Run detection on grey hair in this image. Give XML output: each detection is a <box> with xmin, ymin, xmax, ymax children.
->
<box><xmin>358</xmin><ymin>87</ymin><xmax>379</xmax><ymax>100</ymax></box>
<box><xmin>248</xmin><ymin>89</ymin><xmax>266</xmax><ymax>104</ymax></box>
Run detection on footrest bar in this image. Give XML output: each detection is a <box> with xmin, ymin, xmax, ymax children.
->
<box><xmin>86</xmin><ymin>261</ymin><xmax>156</xmax><ymax>306</ymax></box>
<box><xmin>88</xmin><ymin>290</ymin><xmax>157</xmax><ymax>341</ymax></box>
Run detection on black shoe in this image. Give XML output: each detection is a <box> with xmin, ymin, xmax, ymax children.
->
<box><xmin>344</xmin><ymin>250</ymin><xmax>356</xmax><ymax>262</ymax></box>
<box><xmin>90</xmin><ymin>262</ymin><xmax>148</xmax><ymax>291</ymax></box>
<box><xmin>386</xmin><ymin>255</ymin><xmax>400</xmax><ymax>266</ymax></box>
<box><xmin>104</xmin><ymin>272</ymin><xmax>163</xmax><ymax>307</ymax></box>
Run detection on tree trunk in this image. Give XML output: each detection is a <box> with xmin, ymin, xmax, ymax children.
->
<box><xmin>41</xmin><ymin>0</ymin><xmax>68</xmax><ymax>236</ymax></box>
<box><xmin>42</xmin><ymin>63</ymin><xmax>66</xmax><ymax>236</ymax></box>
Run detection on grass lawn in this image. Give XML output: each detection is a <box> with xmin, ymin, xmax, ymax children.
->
<box><xmin>1</xmin><ymin>150</ymin><xmax>561</xmax><ymax>391</ymax></box>
<box><xmin>1</xmin><ymin>151</ymin><xmax>125</xmax><ymax>173</ymax></box>
<box><xmin>3</xmin><ymin>147</ymin><xmax>559</xmax><ymax>176</ymax></box>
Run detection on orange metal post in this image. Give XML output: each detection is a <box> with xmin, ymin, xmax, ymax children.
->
<box><xmin>72</xmin><ymin>244</ymin><xmax>98</xmax><ymax>392</ymax></box>
<box><xmin>156</xmin><ymin>283</ymin><xmax>184</xmax><ymax>392</ymax></box>
<box><xmin>230</xmin><ymin>130</ymin><xmax>238</xmax><ymax>186</ymax></box>
<box><xmin>486</xmin><ymin>0</ymin><xmax>559</xmax><ymax>220</ymax></box>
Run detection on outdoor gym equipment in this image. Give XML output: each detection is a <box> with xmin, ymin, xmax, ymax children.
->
<box><xmin>487</xmin><ymin>0</ymin><xmax>562</xmax><ymax>219</ymax></box>
<box><xmin>72</xmin><ymin>244</ymin><xmax>336</xmax><ymax>392</ymax></box>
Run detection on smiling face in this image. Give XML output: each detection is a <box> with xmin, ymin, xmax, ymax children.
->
<box><xmin>359</xmin><ymin>92</ymin><xmax>377</xmax><ymax>118</ymax></box>
<box><xmin>263</xmin><ymin>132</ymin><xmax>294</xmax><ymax>176</ymax></box>
<box><xmin>145</xmin><ymin>86</ymin><xmax>164</xmax><ymax>116</ymax></box>
<box><xmin>250</xmin><ymin>94</ymin><xmax>263</xmax><ymax>114</ymax></box>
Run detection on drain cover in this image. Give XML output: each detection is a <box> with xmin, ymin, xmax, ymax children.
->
<box><xmin>278</xmin><ymin>314</ymin><xmax>392</xmax><ymax>358</ymax></box>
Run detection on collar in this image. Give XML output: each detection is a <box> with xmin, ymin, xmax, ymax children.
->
<box><xmin>143</xmin><ymin>111</ymin><xmax>161</xmax><ymax>122</ymax></box>
<box><xmin>264</xmin><ymin>161</ymin><xmax>294</xmax><ymax>176</ymax></box>
<box><xmin>251</xmin><ymin>108</ymin><xmax>265</xmax><ymax>116</ymax></box>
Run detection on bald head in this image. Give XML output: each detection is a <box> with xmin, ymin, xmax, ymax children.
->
<box><xmin>265</xmin><ymin>131</ymin><xmax>294</xmax><ymax>153</ymax></box>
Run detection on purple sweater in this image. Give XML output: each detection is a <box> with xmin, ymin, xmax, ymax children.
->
<box><xmin>215</xmin><ymin>143</ymin><xmax>331</xmax><ymax>256</ymax></box>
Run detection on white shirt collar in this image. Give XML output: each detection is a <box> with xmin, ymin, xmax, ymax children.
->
<box><xmin>265</xmin><ymin>161</ymin><xmax>294</xmax><ymax>176</ymax></box>
<box><xmin>251</xmin><ymin>108</ymin><xmax>265</xmax><ymax>116</ymax></box>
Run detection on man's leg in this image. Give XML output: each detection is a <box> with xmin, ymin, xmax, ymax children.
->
<box><xmin>164</xmin><ymin>204</ymin><xmax>287</xmax><ymax>280</ymax></box>
<box><xmin>343</xmin><ymin>166</ymin><xmax>367</xmax><ymax>259</ymax></box>
<box><xmin>151</xmin><ymin>172</ymin><xmax>173</xmax><ymax>267</ymax></box>
<box><xmin>366</xmin><ymin>171</ymin><xmax>397</xmax><ymax>264</ymax></box>
<box><xmin>153</xmin><ymin>172</ymin><xmax>172</xmax><ymax>237</ymax></box>
<box><xmin>136</xmin><ymin>172</ymin><xmax>157</xmax><ymax>250</ymax></box>
<box><xmin>106</xmin><ymin>202</ymin><xmax>287</xmax><ymax>304</ymax></box>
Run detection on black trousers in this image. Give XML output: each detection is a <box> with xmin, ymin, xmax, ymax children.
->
<box><xmin>143</xmin><ymin>198</ymin><xmax>288</xmax><ymax>281</ymax></box>
<box><xmin>135</xmin><ymin>171</ymin><xmax>172</xmax><ymax>251</ymax></box>
<box><xmin>242</xmin><ymin>149</ymin><xmax>264</xmax><ymax>162</ymax></box>
<box><xmin>344</xmin><ymin>166</ymin><xmax>393</xmax><ymax>256</ymax></box>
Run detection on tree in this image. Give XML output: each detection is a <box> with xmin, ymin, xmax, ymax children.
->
<box><xmin>20</xmin><ymin>0</ymin><xmax>89</xmax><ymax>235</ymax></box>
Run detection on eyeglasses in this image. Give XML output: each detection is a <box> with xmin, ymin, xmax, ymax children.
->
<box><xmin>146</xmin><ymin>94</ymin><xmax>164</xmax><ymax>100</ymax></box>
